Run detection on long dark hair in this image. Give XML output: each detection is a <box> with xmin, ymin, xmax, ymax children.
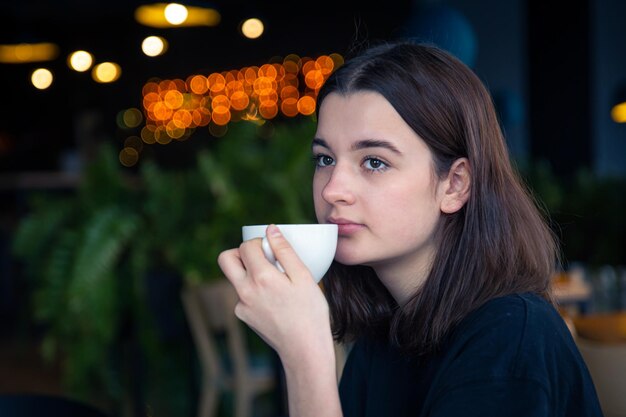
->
<box><xmin>317</xmin><ymin>41</ymin><xmax>560</xmax><ymax>356</ymax></box>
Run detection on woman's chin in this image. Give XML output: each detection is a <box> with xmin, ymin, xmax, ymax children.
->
<box><xmin>334</xmin><ymin>251</ymin><xmax>365</xmax><ymax>266</ymax></box>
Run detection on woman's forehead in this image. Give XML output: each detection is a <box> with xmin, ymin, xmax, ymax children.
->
<box><xmin>314</xmin><ymin>92</ymin><xmax>424</xmax><ymax>151</ymax></box>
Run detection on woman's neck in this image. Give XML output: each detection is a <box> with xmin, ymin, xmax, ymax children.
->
<box><xmin>370</xmin><ymin>249</ymin><xmax>435</xmax><ymax>306</ymax></box>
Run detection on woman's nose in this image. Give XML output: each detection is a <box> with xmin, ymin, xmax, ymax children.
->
<box><xmin>321</xmin><ymin>165</ymin><xmax>356</xmax><ymax>205</ymax></box>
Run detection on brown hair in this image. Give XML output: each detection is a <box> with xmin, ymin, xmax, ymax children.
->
<box><xmin>317</xmin><ymin>41</ymin><xmax>559</xmax><ymax>356</ymax></box>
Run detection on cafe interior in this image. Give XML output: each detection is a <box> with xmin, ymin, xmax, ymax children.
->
<box><xmin>1</xmin><ymin>0</ymin><xmax>625</xmax><ymax>416</ymax></box>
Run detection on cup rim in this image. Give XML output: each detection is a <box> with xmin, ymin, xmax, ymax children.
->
<box><xmin>242</xmin><ymin>223</ymin><xmax>337</xmax><ymax>228</ymax></box>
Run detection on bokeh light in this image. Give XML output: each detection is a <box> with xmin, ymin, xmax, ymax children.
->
<box><xmin>142</xmin><ymin>36</ymin><xmax>168</xmax><ymax>57</ymax></box>
<box><xmin>208</xmin><ymin>122</ymin><xmax>228</xmax><ymax>137</ymax></box>
<box><xmin>241</xmin><ymin>18</ymin><xmax>264</xmax><ymax>39</ymax></box>
<box><xmin>164</xmin><ymin>3</ymin><xmax>188</xmax><ymax>25</ymax></box>
<box><xmin>135</xmin><ymin>3</ymin><xmax>220</xmax><ymax>28</ymax></box>
<box><xmin>611</xmin><ymin>103</ymin><xmax>626</xmax><ymax>123</ymax></box>
<box><xmin>0</xmin><ymin>42</ymin><xmax>59</xmax><ymax>63</ymax></box>
<box><xmin>124</xmin><ymin>136</ymin><xmax>144</xmax><ymax>153</ymax></box>
<box><xmin>297</xmin><ymin>96</ymin><xmax>316</xmax><ymax>115</ymax></box>
<box><xmin>117</xmin><ymin>108</ymin><xmax>143</xmax><ymax>129</ymax></box>
<box><xmin>138</xmin><ymin>52</ymin><xmax>342</xmax><ymax>155</ymax></box>
<box><xmin>119</xmin><ymin>147</ymin><xmax>139</xmax><ymax>167</ymax></box>
<box><xmin>31</xmin><ymin>68</ymin><xmax>53</xmax><ymax>89</ymax></box>
<box><xmin>92</xmin><ymin>62</ymin><xmax>121</xmax><ymax>83</ymax></box>
<box><xmin>68</xmin><ymin>50</ymin><xmax>94</xmax><ymax>72</ymax></box>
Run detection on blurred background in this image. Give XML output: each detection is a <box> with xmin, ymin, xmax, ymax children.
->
<box><xmin>1</xmin><ymin>0</ymin><xmax>625</xmax><ymax>416</ymax></box>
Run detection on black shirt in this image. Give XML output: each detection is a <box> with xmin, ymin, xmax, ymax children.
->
<box><xmin>339</xmin><ymin>293</ymin><xmax>604</xmax><ymax>417</ymax></box>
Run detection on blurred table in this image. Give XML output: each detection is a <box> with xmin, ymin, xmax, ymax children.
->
<box><xmin>573</xmin><ymin>312</ymin><xmax>626</xmax><ymax>343</ymax></box>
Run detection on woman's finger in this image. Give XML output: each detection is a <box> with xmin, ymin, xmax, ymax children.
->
<box><xmin>239</xmin><ymin>237</ymin><xmax>272</xmax><ymax>271</ymax></box>
<box><xmin>264</xmin><ymin>224</ymin><xmax>313</xmax><ymax>283</ymax></box>
<box><xmin>217</xmin><ymin>248</ymin><xmax>247</xmax><ymax>288</ymax></box>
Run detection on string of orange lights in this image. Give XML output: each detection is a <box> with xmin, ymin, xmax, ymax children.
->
<box><xmin>143</xmin><ymin>53</ymin><xmax>341</xmax><ymax>135</ymax></box>
<box><xmin>117</xmin><ymin>53</ymin><xmax>343</xmax><ymax>167</ymax></box>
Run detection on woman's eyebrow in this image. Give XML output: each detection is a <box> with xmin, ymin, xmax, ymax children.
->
<box><xmin>351</xmin><ymin>139</ymin><xmax>402</xmax><ymax>154</ymax></box>
<box><xmin>312</xmin><ymin>137</ymin><xmax>329</xmax><ymax>149</ymax></box>
<box><xmin>312</xmin><ymin>137</ymin><xmax>402</xmax><ymax>155</ymax></box>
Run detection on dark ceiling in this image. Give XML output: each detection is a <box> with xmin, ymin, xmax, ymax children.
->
<box><xmin>1</xmin><ymin>0</ymin><xmax>414</xmax><ymax>171</ymax></box>
<box><xmin>2</xmin><ymin>0</ymin><xmax>414</xmax><ymax>73</ymax></box>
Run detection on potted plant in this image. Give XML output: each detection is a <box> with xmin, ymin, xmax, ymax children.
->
<box><xmin>11</xmin><ymin>144</ymin><xmax>144</xmax><ymax>413</ymax></box>
<box><xmin>11</xmin><ymin>117</ymin><xmax>318</xmax><ymax>417</ymax></box>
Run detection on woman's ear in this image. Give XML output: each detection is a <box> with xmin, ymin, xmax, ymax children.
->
<box><xmin>440</xmin><ymin>158</ymin><xmax>471</xmax><ymax>214</ymax></box>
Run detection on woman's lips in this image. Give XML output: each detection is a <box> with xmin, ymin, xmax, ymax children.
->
<box><xmin>328</xmin><ymin>219</ymin><xmax>365</xmax><ymax>235</ymax></box>
<box><xmin>337</xmin><ymin>223</ymin><xmax>364</xmax><ymax>235</ymax></box>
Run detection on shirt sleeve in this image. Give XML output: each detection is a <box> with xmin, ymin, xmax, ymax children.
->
<box><xmin>427</xmin><ymin>377</ymin><xmax>550</xmax><ymax>417</ymax></box>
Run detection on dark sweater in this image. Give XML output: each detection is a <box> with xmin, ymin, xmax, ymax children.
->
<box><xmin>339</xmin><ymin>293</ymin><xmax>604</xmax><ymax>417</ymax></box>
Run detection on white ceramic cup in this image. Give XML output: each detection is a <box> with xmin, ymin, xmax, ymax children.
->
<box><xmin>241</xmin><ymin>224</ymin><xmax>338</xmax><ymax>283</ymax></box>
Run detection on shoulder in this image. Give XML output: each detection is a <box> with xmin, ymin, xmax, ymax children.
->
<box><xmin>452</xmin><ymin>292</ymin><xmax>567</xmax><ymax>346</ymax></box>
<box><xmin>438</xmin><ymin>292</ymin><xmax>578</xmax><ymax>384</ymax></box>
<box><xmin>464</xmin><ymin>291</ymin><xmax>555</xmax><ymax>322</ymax></box>
<box><xmin>425</xmin><ymin>293</ymin><xmax>603</xmax><ymax>416</ymax></box>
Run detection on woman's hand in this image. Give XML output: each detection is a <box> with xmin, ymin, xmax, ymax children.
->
<box><xmin>217</xmin><ymin>224</ymin><xmax>334</xmax><ymax>364</ymax></box>
<box><xmin>218</xmin><ymin>224</ymin><xmax>343</xmax><ymax>417</ymax></box>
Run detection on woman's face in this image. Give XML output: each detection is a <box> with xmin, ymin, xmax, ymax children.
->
<box><xmin>313</xmin><ymin>91</ymin><xmax>447</xmax><ymax>277</ymax></box>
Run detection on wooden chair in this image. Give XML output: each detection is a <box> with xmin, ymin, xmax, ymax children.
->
<box><xmin>181</xmin><ymin>280</ymin><xmax>276</xmax><ymax>417</ymax></box>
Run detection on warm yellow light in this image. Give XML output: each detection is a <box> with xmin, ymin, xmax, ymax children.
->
<box><xmin>611</xmin><ymin>102</ymin><xmax>626</xmax><ymax>123</ymax></box>
<box><xmin>68</xmin><ymin>50</ymin><xmax>94</xmax><ymax>72</ymax></box>
<box><xmin>0</xmin><ymin>42</ymin><xmax>59</xmax><ymax>63</ymax></box>
<box><xmin>209</xmin><ymin>122</ymin><xmax>228</xmax><ymax>137</ymax></box>
<box><xmin>164</xmin><ymin>3</ymin><xmax>188</xmax><ymax>25</ymax></box>
<box><xmin>281</xmin><ymin>97</ymin><xmax>299</xmax><ymax>117</ymax></box>
<box><xmin>125</xmin><ymin>136</ymin><xmax>144</xmax><ymax>153</ymax></box>
<box><xmin>31</xmin><ymin>68</ymin><xmax>53</xmax><ymax>89</ymax></box>
<box><xmin>189</xmin><ymin>75</ymin><xmax>208</xmax><ymax>94</ymax></box>
<box><xmin>118</xmin><ymin>108</ymin><xmax>144</xmax><ymax>128</ymax></box>
<box><xmin>119</xmin><ymin>147</ymin><xmax>139</xmax><ymax>167</ymax></box>
<box><xmin>241</xmin><ymin>18</ymin><xmax>264</xmax><ymax>39</ymax></box>
<box><xmin>92</xmin><ymin>62</ymin><xmax>121</xmax><ymax>83</ymax></box>
<box><xmin>135</xmin><ymin>3</ymin><xmax>220</xmax><ymax>28</ymax></box>
<box><xmin>142</xmin><ymin>36</ymin><xmax>168</xmax><ymax>57</ymax></box>
<box><xmin>297</xmin><ymin>96</ymin><xmax>316</xmax><ymax>115</ymax></box>
<box><xmin>329</xmin><ymin>53</ymin><xmax>344</xmax><ymax>69</ymax></box>
<box><xmin>141</xmin><ymin>126</ymin><xmax>157</xmax><ymax>144</ymax></box>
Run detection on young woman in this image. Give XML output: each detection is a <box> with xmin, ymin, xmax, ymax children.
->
<box><xmin>217</xmin><ymin>41</ymin><xmax>603</xmax><ymax>416</ymax></box>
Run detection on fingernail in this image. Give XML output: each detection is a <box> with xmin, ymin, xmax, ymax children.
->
<box><xmin>268</xmin><ymin>224</ymin><xmax>282</xmax><ymax>237</ymax></box>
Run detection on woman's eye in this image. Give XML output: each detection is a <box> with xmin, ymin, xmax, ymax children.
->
<box><xmin>364</xmin><ymin>157</ymin><xmax>388</xmax><ymax>171</ymax></box>
<box><xmin>314</xmin><ymin>154</ymin><xmax>335</xmax><ymax>167</ymax></box>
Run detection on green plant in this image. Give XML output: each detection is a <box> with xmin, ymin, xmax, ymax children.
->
<box><xmin>11</xmin><ymin>117</ymin><xmax>318</xmax><ymax>416</ymax></box>
<box><xmin>520</xmin><ymin>160</ymin><xmax>626</xmax><ymax>267</ymax></box>
<box><xmin>555</xmin><ymin>169</ymin><xmax>626</xmax><ymax>266</ymax></box>
<box><xmin>180</xmin><ymin>119</ymin><xmax>317</xmax><ymax>283</ymax></box>
<box><xmin>12</xmin><ymin>146</ymin><xmax>142</xmax><ymax>407</ymax></box>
